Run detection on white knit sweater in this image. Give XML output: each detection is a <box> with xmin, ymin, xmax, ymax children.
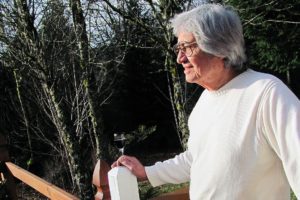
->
<box><xmin>145</xmin><ymin>69</ymin><xmax>300</xmax><ymax>200</ymax></box>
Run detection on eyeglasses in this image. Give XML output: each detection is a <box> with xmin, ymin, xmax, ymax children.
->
<box><xmin>172</xmin><ymin>42</ymin><xmax>198</xmax><ymax>57</ymax></box>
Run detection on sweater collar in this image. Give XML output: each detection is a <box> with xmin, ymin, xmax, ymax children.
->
<box><xmin>206</xmin><ymin>69</ymin><xmax>252</xmax><ymax>96</ymax></box>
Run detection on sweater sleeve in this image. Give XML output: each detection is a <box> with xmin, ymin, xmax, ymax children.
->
<box><xmin>145</xmin><ymin>150</ymin><xmax>192</xmax><ymax>187</ymax></box>
<box><xmin>260</xmin><ymin>81</ymin><xmax>300</xmax><ymax>198</ymax></box>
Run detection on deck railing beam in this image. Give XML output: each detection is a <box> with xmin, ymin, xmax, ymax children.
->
<box><xmin>5</xmin><ymin>162</ymin><xmax>79</xmax><ymax>200</ymax></box>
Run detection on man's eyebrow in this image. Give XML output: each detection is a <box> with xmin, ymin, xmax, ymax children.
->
<box><xmin>177</xmin><ymin>41</ymin><xmax>196</xmax><ymax>45</ymax></box>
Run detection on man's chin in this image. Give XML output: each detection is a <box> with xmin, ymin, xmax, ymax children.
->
<box><xmin>185</xmin><ymin>77</ymin><xmax>195</xmax><ymax>84</ymax></box>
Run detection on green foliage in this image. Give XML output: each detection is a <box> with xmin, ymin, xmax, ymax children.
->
<box><xmin>227</xmin><ymin>0</ymin><xmax>299</xmax><ymax>74</ymax></box>
<box><xmin>125</xmin><ymin>124</ymin><xmax>157</xmax><ymax>148</ymax></box>
<box><xmin>139</xmin><ymin>182</ymin><xmax>159</xmax><ymax>200</ymax></box>
<box><xmin>26</xmin><ymin>158</ymin><xmax>33</xmax><ymax>168</ymax></box>
<box><xmin>291</xmin><ymin>190</ymin><xmax>297</xmax><ymax>200</ymax></box>
<box><xmin>139</xmin><ymin>181</ymin><xmax>189</xmax><ymax>200</ymax></box>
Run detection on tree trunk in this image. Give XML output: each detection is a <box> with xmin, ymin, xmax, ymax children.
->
<box><xmin>42</xmin><ymin>83</ymin><xmax>93</xmax><ymax>199</ymax></box>
<box><xmin>165</xmin><ymin>50</ymin><xmax>189</xmax><ymax>150</ymax></box>
<box><xmin>69</xmin><ymin>0</ymin><xmax>111</xmax><ymax>161</ymax></box>
<box><xmin>102</xmin><ymin>0</ymin><xmax>191</xmax><ymax>149</ymax></box>
<box><xmin>14</xmin><ymin>0</ymin><xmax>94</xmax><ymax>198</ymax></box>
<box><xmin>13</xmin><ymin>70</ymin><xmax>34</xmax><ymax>166</ymax></box>
<box><xmin>162</xmin><ymin>1</ymin><xmax>190</xmax><ymax>150</ymax></box>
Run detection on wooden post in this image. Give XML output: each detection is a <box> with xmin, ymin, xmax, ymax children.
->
<box><xmin>0</xmin><ymin>134</ymin><xmax>17</xmax><ymax>200</ymax></box>
<box><xmin>108</xmin><ymin>166</ymin><xmax>140</xmax><ymax>200</ymax></box>
<box><xmin>150</xmin><ymin>187</ymin><xmax>189</xmax><ymax>200</ymax></box>
<box><xmin>92</xmin><ymin>160</ymin><xmax>111</xmax><ymax>200</ymax></box>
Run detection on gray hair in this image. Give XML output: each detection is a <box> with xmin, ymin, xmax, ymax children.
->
<box><xmin>170</xmin><ymin>4</ymin><xmax>247</xmax><ymax>71</ymax></box>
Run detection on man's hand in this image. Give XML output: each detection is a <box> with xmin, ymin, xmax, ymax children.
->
<box><xmin>111</xmin><ymin>155</ymin><xmax>148</xmax><ymax>181</ymax></box>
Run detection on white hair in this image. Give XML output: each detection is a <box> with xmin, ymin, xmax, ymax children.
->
<box><xmin>170</xmin><ymin>4</ymin><xmax>247</xmax><ymax>70</ymax></box>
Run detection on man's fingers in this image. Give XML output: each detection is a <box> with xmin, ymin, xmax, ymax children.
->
<box><xmin>121</xmin><ymin>159</ymin><xmax>134</xmax><ymax>170</ymax></box>
<box><xmin>111</xmin><ymin>155</ymin><xmax>131</xmax><ymax>168</ymax></box>
<box><xmin>111</xmin><ymin>161</ymin><xmax>119</xmax><ymax>168</ymax></box>
<box><xmin>110</xmin><ymin>155</ymin><xmax>147</xmax><ymax>181</ymax></box>
<box><xmin>116</xmin><ymin>156</ymin><xmax>138</xmax><ymax>172</ymax></box>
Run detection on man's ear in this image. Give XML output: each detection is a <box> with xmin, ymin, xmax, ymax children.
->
<box><xmin>223</xmin><ymin>57</ymin><xmax>229</xmax><ymax>68</ymax></box>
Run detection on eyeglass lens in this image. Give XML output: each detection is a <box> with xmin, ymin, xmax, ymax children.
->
<box><xmin>173</xmin><ymin>42</ymin><xmax>197</xmax><ymax>57</ymax></box>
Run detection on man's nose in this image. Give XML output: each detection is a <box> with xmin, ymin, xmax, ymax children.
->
<box><xmin>176</xmin><ymin>51</ymin><xmax>186</xmax><ymax>64</ymax></box>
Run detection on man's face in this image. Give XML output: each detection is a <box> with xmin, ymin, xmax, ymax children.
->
<box><xmin>176</xmin><ymin>32</ymin><xmax>225</xmax><ymax>90</ymax></box>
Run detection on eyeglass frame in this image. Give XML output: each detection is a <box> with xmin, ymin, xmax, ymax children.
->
<box><xmin>172</xmin><ymin>42</ymin><xmax>199</xmax><ymax>57</ymax></box>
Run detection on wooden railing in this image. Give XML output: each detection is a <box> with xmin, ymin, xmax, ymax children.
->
<box><xmin>150</xmin><ymin>187</ymin><xmax>189</xmax><ymax>200</ymax></box>
<box><xmin>93</xmin><ymin>160</ymin><xmax>189</xmax><ymax>200</ymax></box>
<box><xmin>92</xmin><ymin>159</ymin><xmax>111</xmax><ymax>200</ymax></box>
<box><xmin>0</xmin><ymin>134</ymin><xmax>188</xmax><ymax>199</ymax></box>
<box><xmin>2</xmin><ymin>162</ymin><xmax>79</xmax><ymax>200</ymax></box>
<box><xmin>1</xmin><ymin>159</ymin><xmax>188</xmax><ymax>200</ymax></box>
<box><xmin>0</xmin><ymin>134</ymin><xmax>79</xmax><ymax>199</ymax></box>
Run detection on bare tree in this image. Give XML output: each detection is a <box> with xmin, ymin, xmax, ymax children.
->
<box><xmin>100</xmin><ymin>0</ymin><xmax>195</xmax><ymax>149</ymax></box>
<box><xmin>69</xmin><ymin>0</ymin><xmax>112</xmax><ymax>162</ymax></box>
<box><xmin>0</xmin><ymin>0</ymin><xmax>94</xmax><ymax>197</ymax></box>
<box><xmin>0</xmin><ymin>0</ymin><xmax>128</xmax><ymax>196</ymax></box>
